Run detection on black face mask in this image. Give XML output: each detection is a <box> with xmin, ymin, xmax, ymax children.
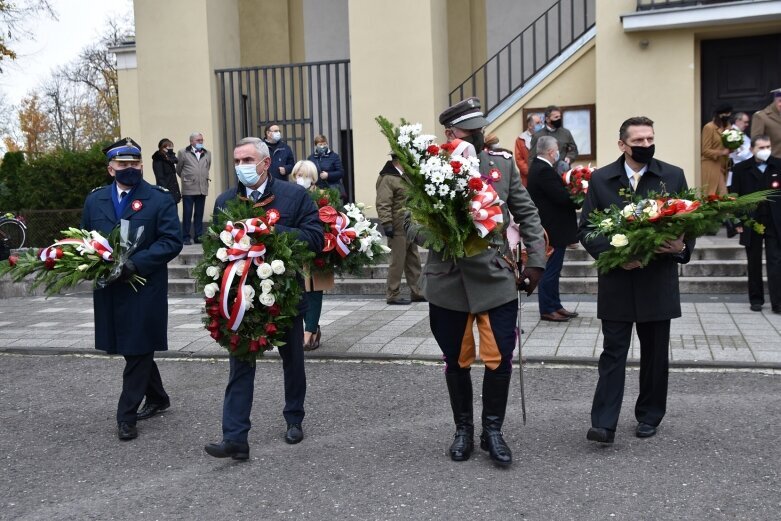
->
<box><xmin>462</xmin><ymin>130</ymin><xmax>485</xmax><ymax>153</ymax></box>
<box><xmin>550</xmin><ymin>118</ymin><xmax>563</xmax><ymax>129</ymax></box>
<box><xmin>628</xmin><ymin>144</ymin><xmax>655</xmax><ymax>164</ymax></box>
<box><xmin>114</xmin><ymin>167</ymin><xmax>143</xmax><ymax>187</ymax></box>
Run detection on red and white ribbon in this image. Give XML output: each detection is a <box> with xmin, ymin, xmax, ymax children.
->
<box><xmin>39</xmin><ymin>236</ymin><xmax>113</xmax><ymax>262</ymax></box>
<box><xmin>330</xmin><ymin>212</ymin><xmax>357</xmax><ymax>258</ymax></box>
<box><xmin>470</xmin><ymin>184</ymin><xmax>504</xmax><ymax>237</ymax></box>
<box><xmin>219</xmin><ymin>217</ymin><xmax>269</xmax><ymax>331</ymax></box>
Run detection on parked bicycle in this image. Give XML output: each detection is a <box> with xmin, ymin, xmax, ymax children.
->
<box><xmin>0</xmin><ymin>212</ymin><xmax>27</xmax><ymax>250</ymax></box>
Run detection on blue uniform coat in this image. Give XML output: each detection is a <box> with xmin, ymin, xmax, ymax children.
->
<box><xmin>266</xmin><ymin>140</ymin><xmax>296</xmax><ymax>181</ymax></box>
<box><xmin>81</xmin><ymin>180</ymin><xmax>183</xmax><ymax>355</ymax></box>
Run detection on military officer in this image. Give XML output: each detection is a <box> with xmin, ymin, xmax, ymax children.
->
<box><xmin>408</xmin><ymin>97</ymin><xmax>547</xmax><ymax>467</ymax></box>
<box><xmin>80</xmin><ymin>138</ymin><xmax>183</xmax><ymax>441</ymax></box>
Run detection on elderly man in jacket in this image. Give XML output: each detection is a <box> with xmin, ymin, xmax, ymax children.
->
<box><xmin>751</xmin><ymin>88</ymin><xmax>781</xmax><ymax>158</ymax></box>
<box><xmin>408</xmin><ymin>97</ymin><xmax>546</xmax><ymax>468</ymax></box>
<box><xmin>205</xmin><ymin>137</ymin><xmax>323</xmax><ymax>461</ymax></box>
<box><xmin>376</xmin><ymin>153</ymin><xmax>423</xmax><ymax>305</ymax></box>
<box><xmin>579</xmin><ymin>116</ymin><xmax>694</xmax><ymax>444</ymax></box>
<box><xmin>80</xmin><ymin>138</ymin><xmax>183</xmax><ymax>441</ymax></box>
<box><xmin>176</xmin><ymin>131</ymin><xmax>211</xmax><ymax>244</ymax></box>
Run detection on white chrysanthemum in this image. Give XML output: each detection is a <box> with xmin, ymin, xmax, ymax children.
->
<box><xmin>259</xmin><ymin>292</ymin><xmax>276</xmax><ymax>307</ymax></box>
<box><xmin>219</xmin><ymin>230</ymin><xmax>233</xmax><ymax>246</ymax></box>
<box><xmin>270</xmin><ymin>259</ymin><xmax>286</xmax><ymax>275</ymax></box>
<box><xmin>438</xmin><ymin>184</ymin><xmax>450</xmax><ymax>197</ymax></box>
<box><xmin>433</xmin><ymin>201</ymin><xmax>445</xmax><ymax>210</ymax></box>
<box><xmin>431</xmin><ymin>171</ymin><xmax>446</xmax><ymax>185</ymax></box>
<box><xmin>398</xmin><ymin>134</ymin><xmax>410</xmax><ymax>146</ymax></box>
<box><xmin>204</xmin><ymin>282</ymin><xmax>219</xmax><ymax>298</ymax></box>
<box><xmin>257</xmin><ymin>262</ymin><xmax>274</xmax><ymax>279</ymax></box>
<box><xmin>206</xmin><ymin>266</ymin><xmax>221</xmax><ymax>280</ymax></box>
<box><xmin>425</xmin><ymin>184</ymin><xmax>437</xmax><ymax>196</ymax></box>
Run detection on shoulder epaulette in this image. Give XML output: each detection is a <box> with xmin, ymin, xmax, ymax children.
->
<box><xmin>487</xmin><ymin>149</ymin><xmax>513</xmax><ymax>159</ymax></box>
<box><xmin>91</xmin><ymin>185</ymin><xmax>107</xmax><ymax>193</ymax></box>
<box><xmin>153</xmin><ymin>185</ymin><xmax>170</xmax><ymax>192</ymax></box>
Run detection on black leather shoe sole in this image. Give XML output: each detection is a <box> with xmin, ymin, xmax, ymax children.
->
<box><xmin>586</xmin><ymin>427</ymin><xmax>615</xmax><ymax>444</ymax></box>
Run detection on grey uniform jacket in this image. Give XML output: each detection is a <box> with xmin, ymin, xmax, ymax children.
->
<box><xmin>408</xmin><ymin>149</ymin><xmax>546</xmax><ymax>314</ymax></box>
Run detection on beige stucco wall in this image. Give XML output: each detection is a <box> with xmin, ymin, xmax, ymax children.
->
<box><xmin>447</xmin><ymin>0</ymin><xmax>487</xmax><ymax>92</ymax></box>
<box><xmin>349</xmin><ymin>0</ymin><xmax>450</xmax><ymax>217</ymax></box>
<box><xmin>134</xmin><ymin>0</ymin><xmax>240</xmax><ymax>220</ymax></box>
<box><xmin>116</xmin><ymin>67</ymin><xmax>141</xmax><ymax>141</ymax></box>
<box><xmin>239</xmin><ymin>0</ymin><xmax>305</xmax><ymax>66</ymax></box>
<box><xmin>487</xmin><ymin>43</ymin><xmax>596</xmax><ymax>162</ymax></box>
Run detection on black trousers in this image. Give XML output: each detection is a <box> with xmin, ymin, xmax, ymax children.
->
<box><xmin>745</xmin><ymin>227</ymin><xmax>781</xmax><ymax>308</ymax></box>
<box><xmin>591</xmin><ymin>320</ymin><xmax>670</xmax><ymax>431</ymax></box>
<box><xmin>117</xmin><ymin>353</ymin><xmax>169</xmax><ymax>423</ymax></box>
<box><xmin>429</xmin><ymin>300</ymin><xmax>518</xmax><ymax>375</ymax></box>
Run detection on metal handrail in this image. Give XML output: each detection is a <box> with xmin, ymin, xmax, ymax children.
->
<box><xmin>449</xmin><ymin>0</ymin><xmax>595</xmax><ymax>114</ymax></box>
<box><xmin>636</xmin><ymin>0</ymin><xmax>743</xmax><ymax>11</ymax></box>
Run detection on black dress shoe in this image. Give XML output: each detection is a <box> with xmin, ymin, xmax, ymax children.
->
<box><xmin>480</xmin><ymin>431</ymin><xmax>512</xmax><ymax>467</ymax></box>
<box><xmin>386</xmin><ymin>298</ymin><xmax>411</xmax><ymax>305</ymax></box>
<box><xmin>750</xmin><ymin>304</ymin><xmax>763</xmax><ymax>312</ymax></box>
<box><xmin>117</xmin><ymin>422</ymin><xmax>138</xmax><ymax>441</ymax></box>
<box><xmin>773</xmin><ymin>307</ymin><xmax>781</xmax><ymax>314</ymax></box>
<box><xmin>636</xmin><ymin>422</ymin><xmax>657</xmax><ymax>438</ymax></box>
<box><xmin>183</xmin><ymin>239</ymin><xmax>193</xmax><ymax>245</ymax></box>
<box><xmin>586</xmin><ymin>427</ymin><xmax>615</xmax><ymax>444</ymax></box>
<box><xmin>285</xmin><ymin>423</ymin><xmax>304</xmax><ymax>444</ymax></box>
<box><xmin>204</xmin><ymin>440</ymin><xmax>250</xmax><ymax>460</ymax></box>
<box><xmin>411</xmin><ymin>295</ymin><xmax>427</xmax><ymax>302</ymax></box>
<box><xmin>137</xmin><ymin>401</ymin><xmax>170</xmax><ymax>421</ymax></box>
<box><xmin>449</xmin><ymin>428</ymin><xmax>474</xmax><ymax>462</ymax></box>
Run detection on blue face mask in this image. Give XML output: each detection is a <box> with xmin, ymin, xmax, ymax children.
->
<box><xmin>235</xmin><ymin>163</ymin><xmax>260</xmax><ymax>187</ymax></box>
<box><xmin>194</xmin><ymin>143</ymin><xmax>204</xmax><ymax>151</ymax></box>
<box><xmin>533</xmin><ymin>123</ymin><xmax>544</xmax><ymax>132</ymax></box>
<box><xmin>114</xmin><ymin>166</ymin><xmax>143</xmax><ymax>187</ymax></box>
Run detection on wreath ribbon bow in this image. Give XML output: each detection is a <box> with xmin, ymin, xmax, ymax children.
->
<box><xmin>470</xmin><ymin>184</ymin><xmax>504</xmax><ymax>238</ymax></box>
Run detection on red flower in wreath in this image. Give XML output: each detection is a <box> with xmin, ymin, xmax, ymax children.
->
<box><xmin>210</xmin><ymin>329</ymin><xmax>223</xmax><ymax>341</ymax></box>
<box><xmin>318</xmin><ymin>205</ymin><xmax>338</xmax><ymax>224</ymax></box>
<box><xmin>318</xmin><ymin>197</ymin><xmax>330</xmax><ymax>208</ymax></box>
<box><xmin>54</xmin><ymin>247</ymin><xmax>64</xmax><ymax>259</ymax></box>
<box><xmin>268</xmin><ymin>304</ymin><xmax>281</xmax><ymax>317</ymax></box>
<box><xmin>322</xmin><ymin>232</ymin><xmax>337</xmax><ymax>252</ymax></box>
<box><xmin>468</xmin><ymin>177</ymin><xmax>484</xmax><ymax>191</ymax></box>
<box><xmin>131</xmin><ymin>200</ymin><xmax>143</xmax><ymax>212</ymax></box>
<box><xmin>44</xmin><ymin>257</ymin><xmax>56</xmax><ymax>270</ymax></box>
<box><xmin>8</xmin><ymin>255</ymin><xmax>18</xmax><ymax>267</ymax></box>
<box><xmin>450</xmin><ymin>161</ymin><xmax>462</xmax><ymax>174</ymax></box>
<box><xmin>440</xmin><ymin>142</ymin><xmax>455</xmax><ymax>152</ymax></box>
<box><xmin>248</xmin><ymin>340</ymin><xmax>260</xmax><ymax>353</ymax></box>
<box><xmin>427</xmin><ymin>144</ymin><xmax>440</xmax><ymax>155</ymax></box>
<box><xmin>488</xmin><ymin>168</ymin><xmax>502</xmax><ymax>183</ymax></box>
<box><xmin>313</xmin><ymin>257</ymin><xmax>327</xmax><ymax>268</ymax></box>
<box><xmin>266</xmin><ymin>208</ymin><xmax>280</xmax><ymax>225</ymax></box>
<box><xmin>265</xmin><ymin>323</ymin><xmax>278</xmax><ymax>335</ymax></box>
<box><xmin>258</xmin><ymin>336</ymin><xmax>270</xmax><ymax>348</ymax></box>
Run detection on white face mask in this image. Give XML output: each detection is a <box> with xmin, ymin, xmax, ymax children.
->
<box><xmin>296</xmin><ymin>176</ymin><xmax>312</xmax><ymax>189</ymax></box>
<box><xmin>756</xmin><ymin>149</ymin><xmax>772</xmax><ymax>162</ymax></box>
<box><xmin>270</xmin><ymin>131</ymin><xmax>281</xmax><ymax>142</ymax></box>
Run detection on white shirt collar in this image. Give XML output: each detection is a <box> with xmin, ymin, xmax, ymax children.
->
<box><xmin>537</xmin><ymin>156</ymin><xmax>553</xmax><ymax>167</ymax></box>
<box><xmin>245</xmin><ymin>179</ymin><xmax>268</xmax><ymax>198</ymax></box>
<box><xmin>623</xmin><ymin>161</ymin><xmax>648</xmax><ymax>180</ymax></box>
<box><xmin>115</xmin><ymin>183</ymin><xmax>132</xmax><ymax>200</ymax></box>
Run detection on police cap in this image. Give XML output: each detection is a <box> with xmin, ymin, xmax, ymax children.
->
<box><xmin>438</xmin><ymin>97</ymin><xmax>489</xmax><ymax>130</ymax></box>
<box><xmin>103</xmin><ymin>137</ymin><xmax>142</xmax><ymax>162</ymax></box>
<box><xmin>771</xmin><ymin>87</ymin><xmax>781</xmax><ymax>98</ymax></box>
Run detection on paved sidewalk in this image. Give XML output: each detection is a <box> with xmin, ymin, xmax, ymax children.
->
<box><xmin>1</xmin><ymin>294</ymin><xmax>780</xmax><ymax>368</ymax></box>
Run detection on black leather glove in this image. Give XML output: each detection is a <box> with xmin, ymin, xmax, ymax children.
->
<box><xmin>119</xmin><ymin>259</ymin><xmax>137</xmax><ymax>282</ymax></box>
<box><xmin>520</xmin><ymin>266</ymin><xmax>544</xmax><ymax>296</ymax></box>
<box><xmin>383</xmin><ymin>224</ymin><xmax>394</xmax><ymax>239</ymax></box>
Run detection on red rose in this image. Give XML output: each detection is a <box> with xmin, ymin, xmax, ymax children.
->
<box><xmin>258</xmin><ymin>336</ymin><xmax>270</xmax><ymax>347</ymax></box>
<box><xmin>207</xmin><ymin>318</ymin><xmax>220</xmax><ymax>331</ymax></box>
<box><xmin>265</xmin><ymin>323</ymin><xmax>278</xmax><ymax>335</ymax></box>
<box><xmin>426</xmin><ymin>144</ymin><xmax>440</xmax><ymax>155</ymax></box>
<box><xmin>468</xmin><ymin>178</ymin><xmax>483</xmax><ymax>191</ymax></box>
<box><xmin>322</xmin><ymin>232</ymin><xmax>336</xmax><ymax>252</ymax></box>
<box><xmin>55</xmin><ymin>247</ymin><xmax>64</xmax><ymax>259</ymax></box>
<box><xmin>319</xmin><ymin>205</ymin><xmax>338</xmax><ymax>224</ymax></box>
<box><xmin>248</xmin><ymin>340</ymin><xmax>260</xmax><ymax>353</ymax></box>
<box><xmin>206</xmin><ymin>304</ymin><xmax>220</xmax><ymax>318</ymax></box>
<box><xmin>450</xmin><ymin>161</ymin><xmax>462</xmax><ymax>174</ymax></box>
<box><xmin>707</xmin><ymin>194</ymin><xmax>721</xmax><ymax>202</ymax></box>
<box><xmin>230</xmin><ymin>334</ymin><xmax>241</xmax><ymax>346</ymax></box>
<box><xmin>205</xmin><ymin>296</ymin><xmax>217</xmax><ymax>304</ymax></box>
<box><xmin>210</xmin><ymin>329</ymin><xmax>223</xmax><ymax>341</ymax></box>
<box><xmin>44</xmin><ymin>258</ymin><xmax>56</xmax><ymax>270</ymax></box>
<box><xmin>268</xmin><ymin>304</ymin><xmax>281</xmax><ymax>317</ymax></box>
<box><xmin>313</xmin><ymin>257</ymin><xmax>327</xmax><ymax>268</ymax></box>
<box><xmin>8</xmin><ymin>255</ymin><xmax>18</xmax><ymax>267</ymax></box>
<box><xmin>318</xmin><ymin>197</ymin><xmax>329</xmax><ymax>208</ymax></box>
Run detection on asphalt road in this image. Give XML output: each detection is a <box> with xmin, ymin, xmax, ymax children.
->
<box><xmin>1</xmin><ymin>355</ymin><xmax>779</xmax><ymax>521</ymax></box>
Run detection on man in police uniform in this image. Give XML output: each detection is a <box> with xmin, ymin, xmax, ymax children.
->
<box><xmin>80</xmin><ymin>138</ymin><xmax>183</xmax><ymax>441</ymax></box>
<box><xmin>408</xmin><ymin>97</ymin><xmax>546</xmax><ymax>467</ymax></box>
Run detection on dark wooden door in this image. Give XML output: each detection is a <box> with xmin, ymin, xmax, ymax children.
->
<box><xmin>701</xmin><ymin>33</ymin><xmax>781</xmax><ymax>128</ymax></box>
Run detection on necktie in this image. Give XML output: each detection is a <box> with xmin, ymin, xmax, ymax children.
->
<box><xmin>120</xmin><ymin>191</ymin><xmax>128</xmax><ymax>200</ymax></box>
<box><xmin>631</xmin><ymin>172</ymin><xmax>641</xmax><ymax>191</ymax></box>
<box><xmin>250</xmin><ymin>190</ymin><xmax>261</xmax><ymax>202</ymax></box>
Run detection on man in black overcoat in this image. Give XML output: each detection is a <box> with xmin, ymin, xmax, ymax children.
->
<box><xmin>81</xmin><ymin>138</ymin><xmax>183</xmax><ymax>441</ymax></box>
<box><xmin>578</xmin><ymin>117</ymin><xmax>694</xmax><ymax>443</ymax></box>
<box><xmin>526</xmin><ymin>135</ymin><xmax>580</xmax><ymax>322</ymax></box>
<box><xmin>729</xmin><ymin>135</ymin><xmax>781</xmax><ymax>312</ymax></box>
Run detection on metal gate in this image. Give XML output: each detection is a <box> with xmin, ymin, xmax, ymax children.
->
<box><xmin>215</xmin><ymin>60</ymin><xmax>353</xmax><ymax>199</ymax></box>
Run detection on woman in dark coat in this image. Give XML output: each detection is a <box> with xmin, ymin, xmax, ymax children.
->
<box><xmin>152</xmin><ymin>138</ymin><xmax>182</xmax><ymax>204</ymax></box>
<box><xmin>307</xmin><ymin>134</ymin><xmax>346</xmax><ymax>198</ymax></box>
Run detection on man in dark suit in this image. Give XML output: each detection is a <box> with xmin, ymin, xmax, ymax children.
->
<box><xmin>526</xmin><ymin>135</ymin><xmax>580</xmax><ymax>322</ymax></box>
<box><xmin>204</xmin><ymin>137</ymin><xmax>323</xmax><ymax>461</ymax></box>
<box><xmin>80</xmin><ymin>138</ymin><xmax>183</xmax><ymax>441</ymax></box>
<box><xmin>578</xmin><ymin>117</ymin><xmax>694</xmax><ymax>443</ymax></box>
<box><xmin>729</xmin><ymin>135</ymin><xmax>781</xmax><ymax>313</ymax></box>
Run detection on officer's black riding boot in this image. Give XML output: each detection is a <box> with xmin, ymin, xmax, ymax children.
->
<box><xmin>445</xmin><ymin>371</ymin><xmax>474</xmax><ymax>461</ymax></box>
<box><xmin>480</xmin><ymin>370</ymin><xmax>512</xmax><ymax>467</ymax></box>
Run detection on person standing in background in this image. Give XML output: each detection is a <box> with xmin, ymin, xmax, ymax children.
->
<box><xmin>308</xmin><ymin>134</ymin><xmax>346</xmax><ymax>199</ymax></box>
<box><xmin>151</xmin><ymin>139</ymin><xmax>181</xmax><ymax>204</ymax></box>
<box><xmin>530</xmin><ymin>105</ymin><xmax>578</xmax><ymax>172</ymax></box>
<box><xmin>751</xmin><ymin>88</ymin><xmax>781</xmax><ymax>158</ymax></box>
<box><xmin>176</xmin><ymin>132</ymin><xmax>211</xmax><ymax>244</ymax></box>
<box><xmin>264</xmin><ymin>123</ymin><xmax>296</xmax><ymax>182</ymax></box>
<box><xmin>700</xmin><ymin>103</ymin><xmax>732</xmax><ymax>196</ymax></box>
